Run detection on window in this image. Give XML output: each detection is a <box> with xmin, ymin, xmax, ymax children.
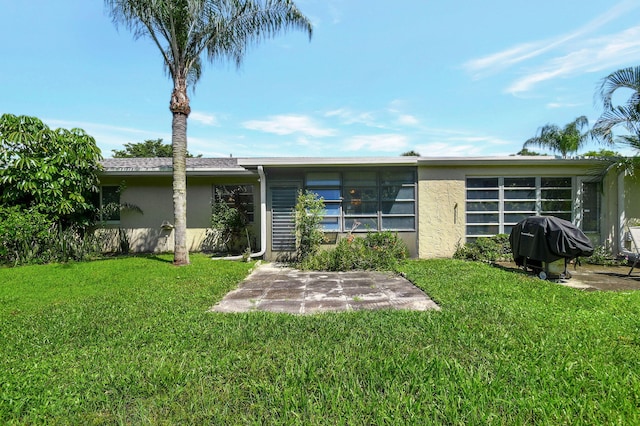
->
<box><xmin>307</xmin><ymin>172</ymin><xmax>342</xmax><ymax>231</ymax></box>
<box><xmin>213</xmin><ymin>185</ymin><xmax>255</xmax><ymax>223</ymax></box>
<box><xmin>100</xmin><ymin>186</ymin><xmax>121</xmax><ymax>222</ymax></box>
<box><xmin>466</xmin><ymin>177</ymin><xmax>575</xmax><ymax>239</ymax></box>
<box><xmin>305</xmin><ymin>169</ymin><xmax>416</xmax><ymax>232</ymax></box>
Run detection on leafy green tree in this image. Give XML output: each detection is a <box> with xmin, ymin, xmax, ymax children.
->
<box><xmin>0</xmin><ymin>114</ymin><xmax>102</xmax><ymax>225</ymax></box>
<box><xmin>514</xmin><ymin>148</ymin><xmax>541</xmax><ymax>156</ymax></box>
<box><xmin>112</xmin><ymin>138</ymin><xmax>202</xmax><ymax>158</ymax></box>
<box><xmin>105</xmin><ymin>0</ymin><xmax>312</xmax><ymax>265</ymax></box>
<box><xmin>522</xmin><ymin>116</ymin><xmax>591</xmax><ymax>158</ymax></box>
<box><xmin>401</xmin><ymin>150</ymin><xmax>420</xmax><ymax>156</ymax></box>
<box><xmin>582</xmin><ymin>149</ymin><xmax>620</xmax><ymax>158</ymax></box>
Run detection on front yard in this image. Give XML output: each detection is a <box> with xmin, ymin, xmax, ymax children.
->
<box><xmin>1</xmin><ymin>255</ymin><xmax>639</xmax><ymax>424</ymax></box>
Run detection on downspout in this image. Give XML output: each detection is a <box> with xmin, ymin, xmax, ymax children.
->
<box><xmin>618</xmin><ymin>170</ymin><xmax>631</xmax><ymax>256</ymax></box>
<box><xmin>212</xmin><ymin>165</ymin><xmax>267</xmax><ymax>261</ymax></box>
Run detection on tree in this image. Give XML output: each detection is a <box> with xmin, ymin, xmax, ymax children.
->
<box><xmin>514</xmin><ymin>148</ymin><xmax>541</xmax><ymax>156</ymax></box>
<box><xmin>591</xmin><ymin>67</ymin><xmax>640</xmax><ymax>177</ymax></box>
<box><xmin>401</xmin><ymin>150</ymin><xmax>420</xmax><ymax>156</ymax></box>
<box><xmin>522</xmin><ymin>116</ymin><xmax>590</xmax><ymax>158</ymax></box>
<box><xmin>105</xmin><ymin>0</ymin><xmax>313</xmax><ymax>265</ymax></box>
<box><xmin>112</xmin><ymin>138</ymin><xmax>202</xmax><ymax>158</ymax></box>
<box><xmin>0</xmin><ymin>114</ymin><xmax>102</xmax><ymax>226</ymax></box>
<box><xmin>582</xmin><ymin>149</ymin><xmax>620</xmax><ymax>158</ymax></box>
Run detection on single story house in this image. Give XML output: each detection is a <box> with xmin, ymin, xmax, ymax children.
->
<box><xmin>98</xmin><ymin>156</ymin><xmax>640</xmax><ymax>260</ymax></box>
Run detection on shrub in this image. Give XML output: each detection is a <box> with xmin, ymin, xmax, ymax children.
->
<box><xmin>211</xmin><ymin>201</ymin><xmax>248</xmax><ymax>254</ymax></box>
<box><xmin>294</xmin><ymin>190</ymin><xmax>325</xmax><ymax>261</ymax></box>
<box><xmin>584</xmin><ymin>245</ymin><xmax>623</xmax><ymax>266</ymax></box>
<box><xmin>453</xmin><ymin>234</ymin><xmax>512</xmax><ymax>262</ymax></box>
<box><xmin>0</xmin><ymin>205</ymin><xmax>101</xmax><ymax>266</ymax></box>
<box><xmin>300</xmin><ymin>231</ymin><xmax>408</xmax><ymax>272</ymax></box>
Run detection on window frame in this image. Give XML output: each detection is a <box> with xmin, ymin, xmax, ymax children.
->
<box><xmin>305</xmin><ymin>169</ymin><xmax>416</xmax><ymax>232</ymax></box>
<box><xmin>465</xmin><ymin>176</ymin><xmax>576</xmax><ymax>240</ymax></box>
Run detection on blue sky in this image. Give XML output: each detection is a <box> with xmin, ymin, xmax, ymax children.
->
<box><xmin>2</xmin><ymin>1</ymin><xmax>640</xmax><ymax>158</ymax></box>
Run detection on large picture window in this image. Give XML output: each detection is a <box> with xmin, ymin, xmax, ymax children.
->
<box><xmin>305</xmin><ymin>169</ymin><xmax>416</xmax><ymax>232</ymax></box>
<box><xmin>466</xmin><ymin>176</ymin><xmax>574</xmax><ymax>239</ymax></box>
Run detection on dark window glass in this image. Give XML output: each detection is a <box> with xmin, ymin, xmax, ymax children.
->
<box><xmin>467</xmin><ymin>190</ymin><xmax>499</xmax><ymax>200</ymax></box>
<box><xmin>467</xmin><ymin>202</ymin><xmax>499</xmax><ymax>212</ymax></box>
<box><xmin>466</xmin><ymin>177</ymin><xmax>498</xmax><ymax>188</ymax></box>
<box><xmin>542</xmin><ymin>177</ymin><xmax>571</xmax><ymax>187</ymax></box>
<box><xmin>504</xmin><ymin>177</ymin><xmax>535</xmax><ymax>187</ymax></box>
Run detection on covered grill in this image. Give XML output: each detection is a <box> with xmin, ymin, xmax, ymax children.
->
<box><xmin>509</xmin><ymin>216</ymin><xmax>594</xmax><ymax>279</ymax></box>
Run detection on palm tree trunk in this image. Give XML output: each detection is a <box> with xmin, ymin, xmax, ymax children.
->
<box><xmin>171</xmin><ymin>79</ymin><xmax>191</xmax><ymax>265</ymax></box>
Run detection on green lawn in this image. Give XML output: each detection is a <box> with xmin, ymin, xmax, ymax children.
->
<box><xmin>1</xmin><ymin>256</ymin><xmax>639</xmax><ymax>424</ymax></box>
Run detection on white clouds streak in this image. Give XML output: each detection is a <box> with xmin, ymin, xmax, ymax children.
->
<box><xmin>243</xmin><ymin>114</ymin><xmax>336</xmax><ymax>137</ymax></box>
<box><xmin>463</xmin><ymin>0</ymin><xmax>640</xmax><ymax>94</ymax></box>
<box><xmin>344</xmin><ymin>134</ymin><xmax>409</xmax><ymax>152</ymax></box>
<box><xmin>190</xmin><ymin>111</ymin><xmax>218</xmax><ymax>126</ymax></box>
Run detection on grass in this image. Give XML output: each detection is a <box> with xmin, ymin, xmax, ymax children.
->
<box><xmin>1</xmin><ymin>256</ymin><xmax>639</xmax><ymax>424</ymax></box>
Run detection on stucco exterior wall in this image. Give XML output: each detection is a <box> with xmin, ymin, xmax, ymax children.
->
<box><xmin>417</xmin><ymin>168</ymin><xmax>466</xmax><ymax>258</ymax></box>
<box><xmin>417</xmin><ymin>161</ymin><xmax>609</xmax><ymax>259</ymax></box>
<box><xmin>98</xmin><ymin>175</ymin><xmax>260</xmax><ymax>253</ymax></box>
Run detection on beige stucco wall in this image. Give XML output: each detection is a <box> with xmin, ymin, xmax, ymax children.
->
<box><xmin>98</xmin><ymin>174</ymin><xmax>260</xmax><ymax>253</ymax></box>
<box><xmin>417</xmin><ymin>168</ymin><xmax>466</xmax><ymax>258</ymax></box>
<box><xmin>417</xmin><ymin>162</ymin><xmax>611</xmax><ymax>259</ymax></box>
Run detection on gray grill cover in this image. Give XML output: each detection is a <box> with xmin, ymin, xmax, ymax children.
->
<box><xmin>509</xmin><ymin>216</ymin><xmax>594</xmax><ymax>265</ymax></box>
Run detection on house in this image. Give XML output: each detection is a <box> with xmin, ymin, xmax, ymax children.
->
<box><xmin>98</xmin><ymin>156</ymin><xmax>640</xmax><ymax>260</ymax></box>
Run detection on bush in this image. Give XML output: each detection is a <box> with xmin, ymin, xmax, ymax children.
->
<box><xmin>294</xmin><ymin>190</ymin><xmax>325</xmax><ymax>261</ymax></box>
<box><xmin>300</xmin><ymin>231</ymin><xmax>408</xmax><ymax>272</ymax></box>
<box><xmin>453</xmin><ymin>234</ymin><xmax>512</xmax><ymax>262</ymax></box>
<box><xmin>0</xmin><ymin>205</ymin><xmax>100</xmax><ymax>266</ymax></box>
<box><xmin>584</xmin><ymin>245</ymin><xmax>623</xmax><ymax>266</ymax></box>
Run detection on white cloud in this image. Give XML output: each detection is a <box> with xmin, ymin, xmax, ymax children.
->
<box><xmin>190</xmin><ymin>111</ymin><xmax>218</xmax><ymax>126</ymax></box>
<box><xmin>343</xmin><ymin>134</ymin><xmax>409</xmax><ymax>152</ymax></box>
<box><xmin>464</xmin><ymin>1</ymin><xmax>640</xmax><ymax>93</ymax></box>
<box><xmin>397</xmin><ymin>114</ymin><xmax>420</xmax><ymax>126</ymax></box>
<box><xmin>324</xmin><ymin>108</ymin><xmax>379</xmax><ymax>127</ymax></box>
<box><xmin>506</xmin><ymin>25</ymin><xmax>640</xmax><ymax>94</ymax></box>
<box><xmin>242</xmin><ymin>114</ymin><xmax>336</xmax><ymax>137</ymax></box>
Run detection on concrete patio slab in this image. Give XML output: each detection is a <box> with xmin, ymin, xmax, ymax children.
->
<box><xmin>210</xmin><ymin>263</ymin><xmax>440</xmax><ymax>314</ymax></box>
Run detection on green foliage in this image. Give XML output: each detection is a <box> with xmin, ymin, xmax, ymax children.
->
<box><xmin>112</xmin><ymin>138</ymin><xmax>201</xmax><ymax>158</ymax></box>
<box><xmin>211</xmin><ymin>201</ymin><xmax>248</xmax><ymax>253</ymax></box>
<box><xmin>453</xmin><ymin>234</ymin><xmax>512</xmax><ymax>262</ymax></box>
<box><xmin>400</xmin><ymin>150</ymin><xmax>420</xmax><ymax>156</ymax></box>
<box><xmin>1</xmin><ymin>257</ymin><xmax>639</xmax><ymax>423</ymax></box>
<box><xmin>523</xmin><ymin>116</ymin><xmax>590</xmax><ymax>158</ymax></box>
<box><xmin>301</xmin><ymin>231</ymin><xmax>409</xmax><ymax>271</ymax></box>
<box><xmin>0</xmin><ymin>114</ymin><xmax>102</xmax><ymax>226</ymax></box>
<box><xmin>582</xmin><ymin>149</ymin><xmax>620</xmax><ymax>158</ymax></box>
<box><xmin>0</xmin><ymin>206</ymin><xmax>101</xmax><ymax>266</ymax></box>
<box><xmin>514</xmin><ymin>147</ymin><xmax>541</xmax><ymax>156</ymax></box>
<box><xmin>294</xmin><ymin>190</ymin><xmax>325</xmax><ymax>261</ymax></box>
<box><xmin>584</xmin><ymin>245</ymin><xmax>623</xmax><ymax>266</ymax></box>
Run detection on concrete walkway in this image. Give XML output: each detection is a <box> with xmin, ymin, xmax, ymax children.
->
<box><xmin>210</xmin><ymin>263</ymin><xmax>440</xmax><ymax>314</ymax></box>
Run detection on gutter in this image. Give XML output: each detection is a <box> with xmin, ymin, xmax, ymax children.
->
<box><xmin>212</xmin><ymin>165</ymin><xmax>267</xmax><ymax>261</ymax></box>
<box><xmin>618</xmin><ymin>171</ymin><xmax>632</xmax><ymax>256</ymax></box>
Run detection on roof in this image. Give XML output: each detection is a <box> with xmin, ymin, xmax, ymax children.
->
<box><xmin>100</xmin><ymin>155</ymin><xmax>610</xmax><ymax>175</ymax></box>
<box><xmin>100</xmin><ymin>157</ymin><xmax>250</xmax><ymax>176</ymax></box>
<box><xmin>237</xmin><ymin>157</ymin><xmax>418</xmax><ymax>167</ymax></box>
<box><xmin>416</xmin><ymin>156</ymin><xmax>607</xmax><ymax>167</ymax></box>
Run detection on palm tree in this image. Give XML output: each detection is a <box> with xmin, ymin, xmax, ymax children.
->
<box><xmin>522</xmin><ymin>116</ymin><xmax>590</xmax><ymax>158</ymax></box>
<box><xmin>591</xmin><ymin>66</ymin><xmax>640</xmax><ymax>177</ymax></box>
<box><xmin>593</xmin><ymin>66</ymin><xmax>640</xmax><ymax>145</ymax></box>
<box><xmin>105</xmin><ymin>0</ymin><xmax>312</xmax><ymax>265</ymax></box>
